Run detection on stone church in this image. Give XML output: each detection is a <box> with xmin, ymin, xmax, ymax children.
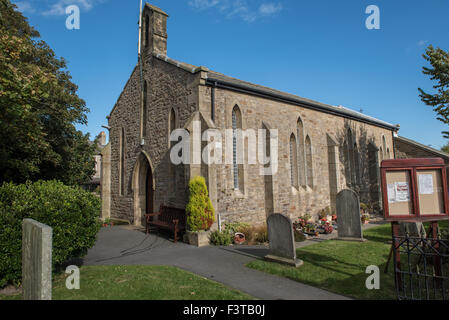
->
<box><xmin>101</xmin><ymin>3</ymin><xmax>398</xmax><ymax>227</ymax></box>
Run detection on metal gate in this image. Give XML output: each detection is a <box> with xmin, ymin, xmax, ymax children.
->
<box><xmin>392</xmin><ymin>226</ymin><xmax>449</xmax><ymax>300</ymax></box>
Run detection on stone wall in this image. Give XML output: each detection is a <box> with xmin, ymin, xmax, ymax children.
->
<box><xmin>200</xmin><ymin>86</ymin><xmax>395</xmax><ymax>225</ymax></box>
<box><xmin>108</xmin><ymin>56</ymin><xmax>199</xmax><ymax>225</ymax></box>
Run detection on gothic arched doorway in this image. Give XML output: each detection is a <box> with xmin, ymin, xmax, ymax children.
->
<box><xmin>132</xmin><ymin>152</ymin><xmax>155</xmax><ymax>226</ymax></box>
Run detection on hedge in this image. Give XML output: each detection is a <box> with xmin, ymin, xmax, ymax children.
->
<box><xmin>0</xmin><ymin>180</ymin><xmax>101</xmax><ymax>288</ymax></box>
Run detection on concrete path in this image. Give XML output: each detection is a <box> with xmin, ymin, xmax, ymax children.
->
<box><xmin>83</xmin><ymin>226</ymin><xmax>349</xmax><ymax>300</ymax></box>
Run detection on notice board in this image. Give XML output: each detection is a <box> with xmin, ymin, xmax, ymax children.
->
<box><xmin>381</xmin><ymin>158</ymin><xmax>449</xmax><ymax>221</ymax></box>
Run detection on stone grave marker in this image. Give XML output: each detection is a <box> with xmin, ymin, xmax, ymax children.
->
<box><xmin>22</xmin><ymin>219</ymin><xmax>52</xmax><ymax>300</ymax></box>
<box><xmin>399</xmin><ymin>222</ymin><xmax>425</xmax><ymax>238</ymax></box>
<box><xmin>265</xmin><ymin>213</ymin><xmax>303</xmax><ymax>267</ymax></box>
<box><xmin>336</xmin><ymin>189</ymin><xmax>365</xmax><ymax>241</ymax></box>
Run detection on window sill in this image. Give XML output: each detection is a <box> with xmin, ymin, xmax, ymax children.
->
<box><xmin>233</xmin><ymin>188</ymin><xmax>246</xmax><ymax>199</ymax></box>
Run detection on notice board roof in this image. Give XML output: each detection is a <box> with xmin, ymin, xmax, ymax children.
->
<box><xmin>381</xmin><ymin>158</ymin><xmax>445</xmax><ymax>168</ymax></box>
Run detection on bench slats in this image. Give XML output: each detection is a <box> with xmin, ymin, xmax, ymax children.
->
<box><xmin>145</xmin><ymin>204</ymin><xmax>186</xmax><ymax>243</ymax></box>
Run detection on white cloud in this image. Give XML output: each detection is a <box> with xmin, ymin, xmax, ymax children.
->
<box><xmin>417</xmin><ymin>40</ymin><xmax>428</xmax><ymax>47</ymax></box>
<box><xmin>43</xmin><ymin>0</ymin><xmax>95</xmax><ymax>16</ymax></box>
<box><xmin>258</xmin><ymin>3</ymin><xmax>282</xmax><ymax>16</ymax></box>
<box><xmin>188</xmin><ymin>0</ymin><xmax>282</xmax><ymax>23</ymax></box>
<box><xmin>188</xmin><ymin>0</ymin><xmax>220</xmax><ymax>10</ymax></box>
<box><xmin>14</xmin><ymin>1</ymin><xmax>36</xmax><ymax>14</ymax></box>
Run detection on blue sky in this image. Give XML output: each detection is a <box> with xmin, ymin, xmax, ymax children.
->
<box><xmin>12</xmin><ymin>0</ymin><xmax>449</xmax><ymax>149</ymax></box>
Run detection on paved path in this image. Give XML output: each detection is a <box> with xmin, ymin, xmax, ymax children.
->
<box><xmin>83</xmin><ymin>226</ymin><xmax>349</xmax><ymax>300</ymax></box>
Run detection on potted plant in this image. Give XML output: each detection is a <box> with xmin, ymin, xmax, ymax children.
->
<box><xmin>186</xmin><ymin>176</ymin><xmax>216</xmax><ymax>247</ymax></box>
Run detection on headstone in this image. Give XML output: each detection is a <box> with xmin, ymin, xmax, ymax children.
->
<box><xmin>22</xmin><ymin>219</ymin><xmax>52</xmax><ymax>300</ymax></box>
<box><xmin>399</xmin><ymin>222</ymin><xmax>425</xmax><ymax>238</ymax></box>
<box><xmin>336</xmin><ymin>189</ymin><xmax>365</xmax><ymax>241</ymax></box>
<box><xmin>265</xmin><ymin>214</ymin><xmax>303</xmax><ymax>267</ymax></box>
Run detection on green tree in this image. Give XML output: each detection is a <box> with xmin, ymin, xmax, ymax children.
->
<box><xmin>0</xmin><ymin>0</ymin><xmax>96</xmax><ymax>185</ymax></box>
<box><xmin>441</xmin><ymin>142</ymin><xmax>449</xmax><ymax>154</ymax></box>
<box><xmin>418</xmin><ymin>45</ymin><xmax>449</xmax><ymax>138</ymax></box>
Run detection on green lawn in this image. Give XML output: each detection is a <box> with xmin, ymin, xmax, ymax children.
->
<box><xmin>1</xmin><ymin>265</ymin><xmax>253</xmax><ymax>300</ymax></box>
<box><xmin>248</xmin><ymin>222</ymin><xmax>449</xmax><ymax>300</ymax></box>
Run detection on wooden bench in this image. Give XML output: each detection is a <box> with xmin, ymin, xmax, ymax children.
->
<box><xmin>145</xmin><ymin>205</ymin><xmax>186</xmax><ymax>243</ymax></box>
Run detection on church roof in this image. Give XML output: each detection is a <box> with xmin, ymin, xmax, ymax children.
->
<box><xmin>144</xmin><ymin>3</ymin><xmax>168</xmax><ymax>16</ymax></box>
<box><xmin>395</xmin><ymin>136</ymin><xmax>449</xmax><ymax>161</ymax></box>
<box><xmin>152</xmin><ymin>53</ymin><xmax>399</xmax><ymax>131</ymax></box>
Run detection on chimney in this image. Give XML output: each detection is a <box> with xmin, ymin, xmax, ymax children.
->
<box><xmin>141</xmin><ymin>3</ymin><xmax>168</xmax><ymax>57</ymax></box>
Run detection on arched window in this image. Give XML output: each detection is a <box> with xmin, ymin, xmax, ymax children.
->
<box><xmin>345</xmin><ymin>129</ymin><xmax>355</xmax><ymax>186</ymax></box>
<box><xmin>382</xmin><ymin>136</ymin><xmax>387</xmax><ymax>160</ymax></box>
<box><xmin>305</xmin><ymin>135</ymin><xmax>313</xmax><ymax>188</ymax></box>
<box><xmin>142</xmin><ymin>81</ymin><xmax>148</xmax><ymax>138</ymax></box>
<box><xmin>120</xmin><ymin>127</ymin><xmax>125</xmax><ymax>196</ymax></box>
<box><xmin>379</xmin><ymin>147</ymin><xmax>384</xmax><ymax>162</ymax></box>
<box><xmin>297</xmin><ymin>117</ymin><xmax>306</xmax><ymax>187</ymax></box>
<box><xmin>262</xmin><ymin>123</ymin><xmax>274</xmax><ymax>216</ymax></box>
<box><xmin>145</xmin><ymin>15</ymin><xmax>149</xmax><ymax>48</ymax></box>
<box><xmin>354</xmin><ymin>143</ymin><xmax>361</xmax><ymax>185</ymax></box>
<box><xmin>168</xmin><ymin>108</ymin><xmax>176</xmax><ymax>192</ymax></box>
<box><xmin>232</xmin><ymin>105</ymin><xmax>243</xmax><ymax>190</ymax></box>
<box><xmin>169</xmin><ymin>108</ymin><xmax>176</xmax><ymax>147</ymax></box>
<box><xmin>290</xmin><ymin>134</ymin><xmax>298</xmax><ymax>188</ymax></box>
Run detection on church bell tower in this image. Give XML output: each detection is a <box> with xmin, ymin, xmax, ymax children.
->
<box><xmin>141</xmin><ymin>3</ymin><xmax>168</xmax><ymax>57</ymax></box>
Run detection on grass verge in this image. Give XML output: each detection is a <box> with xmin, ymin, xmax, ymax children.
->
<box><xmin>1</xmin><ymin>265</ymin><xmax>253</xmax><ymax>300</ymax></box>
<box><xmin>247</xmin><ymin>221</ymin><xmax>449</xmax><ymax>300</ymax></box>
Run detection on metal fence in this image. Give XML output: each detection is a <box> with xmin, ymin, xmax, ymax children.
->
<box><xmin>392</xmin><ymin>229</ymin><xmax>449</xmax><ymax>300</ymax></box>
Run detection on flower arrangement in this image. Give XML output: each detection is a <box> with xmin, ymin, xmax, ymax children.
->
<box><xmin>361</xmin><ymin>213</ymin><xmax>370</xmax><ymax>224</ymax></box>
<box><xmin>317</xmin><ymin>219</ymin><xmax>334</xmax><ymax>234</ymax></box>
<box><xmin>303</xmin><ymin>213</ymin><xmax>312</xmax><ymax>223</ymax></box>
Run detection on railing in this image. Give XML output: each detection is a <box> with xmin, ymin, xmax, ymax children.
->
<box><xmin>392</xmin><ymin>230</ymin><xmax>449</xmax><ymax>300</ymax></box>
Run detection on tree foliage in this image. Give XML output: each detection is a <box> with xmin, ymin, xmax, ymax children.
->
<box><xmin>186</xmin><ymin>176</ymin><xmax>215</xmax><ymax>232</ymax></box>
<box><xmin>0</xmin><ymin>0</ymin><xmax>96</xmax><ymax>185</ymax></box>
<box><xmin>441</xmin><ymin>142</ymin><xmax>449</xmax><ymax>154</ymax></box>
<box><xmin>0</xmin><ymin>180</ymin><xmax>101</xmax><ymax>288</ymax></box>
<box><xmin>418</xmin><ymin>45</ymin><xmax>449</xmax><ymax>138</ymax></box>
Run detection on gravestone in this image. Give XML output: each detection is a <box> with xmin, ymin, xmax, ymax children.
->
<box><xmin>399</xmin><ymin>222</ymin><xmax>425</xmax><ymax>238</ymax></box>
<box><xmin>336</xmin><ymin>189</ymin><xmax>365</xmax><ymax>241</ymax></box>
<box><xmin>265</xmin><ymin>213</ymin><xmax>303</xmax><ymax>267</ymax></box>
<box><xmin>22</xmin><ymin>219</ymin><xmax>52</xmax><ymax>300</ymax></box>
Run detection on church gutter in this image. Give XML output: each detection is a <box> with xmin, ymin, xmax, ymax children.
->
<box><xmin>205</xmin><ymin>77</ymin><xmax>398</xmax><ymax>132</ymax></box>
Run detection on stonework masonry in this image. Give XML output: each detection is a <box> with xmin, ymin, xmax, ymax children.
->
<box><xmin>104</xmin><ymin>3</ymin><xmax>397</xmax><ymax>227</ymax></box>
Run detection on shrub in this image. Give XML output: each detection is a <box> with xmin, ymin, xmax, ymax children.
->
<box><xmin>237</xmin><ymin>224</ymin><xmax>268</xmax><ymax>245</ymax></box>
<box><xmin>237</xmin><ymin>225</ymin><xmax>255</xmax><ymax>243</ymax></box>
<box><xmin>209</xmin><ymin>230</ymin><xmax>232</xmax><ymax>246</ymax></box>
<box><xmin>186</xmin><ymin>176</ymin><xmax>215</xmax><ymax>232</ymax></box>
<box><xmin>224</xmin><ymin>222</ymin><xmax>250</xmax><ymax>235</ymax></box>
<box><xmin>0</xmin><ymin>180</ymin><xmax>101</xmax><ymax>288</ymax></box>
<box><xmin>253</xmin><ymin>224</ymin><xmax>268</xmax><ymax>243</ymax></box>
